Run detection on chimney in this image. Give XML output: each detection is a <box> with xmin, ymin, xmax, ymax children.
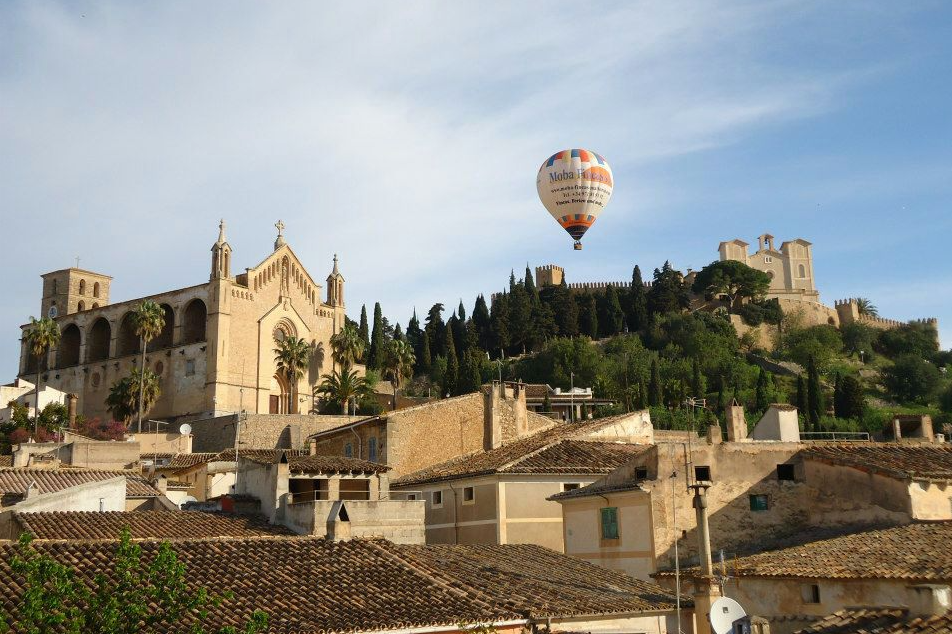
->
<box><xmin>707</xmin><ymin>424</ymin><xmax>722</xmax><ymax>445</ymax></box>
<box><xmin>67</xmin><ymin>393</ymin><xmax>78</xmax><ymax>427</ymax></box>
<box><xmin>726</xmin><ymin>404</ymin><xmax>747</xmax><ymax>442</ymax></box>
<box><xmin>326</xmin><ymin>501</ymin><xmax>352</xmax><ymax>541</ymax></box>
<box><xmin>691</xmin><ymin>483</ymin><xmax>721</xmax><ymax>634</ymax></box>
<box><xmin>907</xmin><ymin>585</ymin><xmax>952</xmax><ymax>618</ymax></box>
<box><xmin>154</xmin><ymin>475</ymin><xmax>168</xmax><ymax>494</ymax></box>
<box><xmin>483</xmin><ymin>385</ymin><xmax>503</xmax><ymax>450</ymax></box>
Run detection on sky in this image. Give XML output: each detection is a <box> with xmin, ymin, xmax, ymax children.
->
<box><xmin>2</xmin><ymin>1</ymin><xmax>951</xmax><ymax>377</ymax></box>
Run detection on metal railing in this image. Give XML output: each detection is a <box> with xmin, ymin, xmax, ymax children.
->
<box><xmin>799</xmin><ymin>431</ymin><xmax>870</xmax><ymax>442</ymax></box>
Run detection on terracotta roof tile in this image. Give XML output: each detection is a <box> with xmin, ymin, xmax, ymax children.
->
<box><xmin>13</xmin><ymin>510</ymin><xmax>297</xmax><ymax>541</ymax></box>
<box><xmin>289</xmin><ymin>455</ymin><xmax>389</xmax><ymax>474</ymax></box>
<box><xmin>656</xmin><ymin>522</ymin><xmax>952</xmax><ymax>582</ymax></box>
<box><xmin>395</xmin><ymin>414</ymin><xmax>649</xmax><ymax>486</ymax></box>
<box><xmin>0</xmin><ymin>468</ymin><xmax>160</xmax><ymax>505</ymax></box>
<box><xmin>0</xmin><ymin>537</ymin><xmax>679</xmax><ymax>632</ymax></box>
<box><xmin>803</xmin><ymin>444</ymin><xmax>952</xmax><ymax>482</ymax></box>
<box><xmin>794</xmin><ymin>608</ymin><xmax>952</xmax><ymax>634</ymax></box>
<box><xmin>0</xmin><ymin>456</ymin><xmax>12</xmax><ymax>468</ymax></box>
<box><xmin>165</xmin><ymin>453</ymin><xmax>219</xmax><ymax>469</ymax></box>
<box><xmin>231</xmin><ymin>449</ymin><xmax>308</xmax><ymax>464</ymax></box>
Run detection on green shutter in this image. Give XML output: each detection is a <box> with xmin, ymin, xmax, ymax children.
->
<box><xmin>600</xmin><ymin>507</ymin><xmax>619</xmax><ymax>539</ymax></box>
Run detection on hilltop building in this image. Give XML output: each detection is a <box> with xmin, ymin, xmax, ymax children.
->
<box><xmin>17</xmin><ymin>221</ymin><xmax>347</xmax><ymax>422</ymax></box>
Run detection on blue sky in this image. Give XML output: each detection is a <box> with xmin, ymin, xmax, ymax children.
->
<box><xmin>1</xmin><ymin>1</ymin><xmax>951</xmax><ymax>377</ymax></box>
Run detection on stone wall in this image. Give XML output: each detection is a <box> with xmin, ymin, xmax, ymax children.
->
<box><xmin>190</xmin><ymin>413</ymin><xmax>359</xmax><ymax>452</ymax></box>
<box><xmin>283</xmin><ymin>499</ymin><xmax>425</xmax><ymax>544</ymax></box>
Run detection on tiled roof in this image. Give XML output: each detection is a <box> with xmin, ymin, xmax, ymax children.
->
<box><xmin>523</xmin><ymin>384</ymin><xmax>551</xmax><ymax>399</ymax></box>
<box><xmin>392</xmin><ymin>542</ymin><xmax>685</xmax><ymax>618</ymax></box>
<box><xmin>550</xmin><ymin>475</ymin><xmax>646</xmax><ymax>501</ymax></box>
<box><xmin>655</xmin><ymin>522</ymin><xmax>952</xmax><ymax>582</ymax></box>
<box><xmin>394</xmin><ymin>415</ymin><xmax>650</xmax><ymax>486</ymax></box>
<box><xmin>0</xmin><ymin>468</ymin><xmax>160</xmax><ymax>505</ymax></box>
<box><xmin>289</xmin><ymin>455</ymin><xmax>389</xmax><ymax>474</ymax></box>
<box><xmin>0</xmin><ymin>537</ymin><xmax>680</xmax><ymax>633</ymax></box>
<box><xmin>794</xmin><ymin>608</ymin><xmax>952</xmax><ymax>634</ymax></box>
<box><xmin>232</xmin><ymin>449</ymin><xmax>308</xmax><ymax>465</ymax></box>
<box><xmin>802</xmin><ymin>444</ymin><xmax>952</xmax><ymax>482</ymax></box>
<box><xmin>0</xmin><ymin>455</ymin><xmax>13</xmax><ymax>468</ymax></box>
<box><xmin>166</xmin><ymin>453</ymin><xmax>219</xmax><ymax>469</ymax></box>
<box><xmin>13</xmin><ymin>510</ymin><xmax>298</xmax><ymax>541</ymax></box>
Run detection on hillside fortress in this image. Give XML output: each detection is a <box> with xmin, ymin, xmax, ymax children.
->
<box><xmin>18</xmin><ymin>221</ymin><xmax>346</xmax><ymax>422</ymax></box>
<box><xmin>536</xmin><ymin>232</ymin><xmax>938</xmax><ymax>331</ymax></box>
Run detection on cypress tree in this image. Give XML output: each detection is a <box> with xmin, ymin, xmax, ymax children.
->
<box><xmin>832</xmin><ymin>372</ymin><xmax>843</xmax><ymax>418</ymax></box>
<box><xmin>755</xmin><ymin>368</ymin><xmax>770</xmax><ymax>412</ymax></box>
<box><xmin>472</xmin><ymin>295</ymin><xmax>492</xmax><ymax>351</ymax></box>
<box><xmin>358</xmin><ymin>305</ymin><xmax>370</xmax><ymax>360</ymax></box>
<box><xmin>840</xmin><ymin>375</ymin><xmax>866</xmax><ymax>420</ymax></box>
<box><xmin>457</xmin><ymin>349</ymin><xmax>481</xmax><ymax>395</ymax></box>
<box><xmin>418</xmin><ymin>331</ymin><xmax>432</xmax><ymax>375</ymax></box>
<box><xmin>368</xmin><ymin>302</ymin><xmax>385</xmax><ymax>370</ymax></box>
<box><xmin>542</xmin><ymin>390</ymin><xmax>551</xmax><ymax>413</ymax></box>
<box><xmin>691</xmin><ymin>359</ymin><xmax>704</xmax><ymax>397</ymax></box>
<box><xmin>490</xmin><ymin>293</ymin><xmax>511</xmax><ymax>358</ymax></box>
<box><xmin>807</xmin><ymin>356</ymin><xmax>823</xmax><ymax>432</ymax></box>
<box><xmin>717</xmin><ymin>375</ymin><xmax>727</xmax><ymax>415</ymax></box>
<box><xmin>796</xmin><ymin>374</ymin><xmax>807</xmax><ymax>412</ymax></box>
<box><xmin>580</xmin><ymin>294</ymin><xmax>598</xmax><ymax>339</ymax></box>
<box><xmin>444</xmin><ymin>326</ymin><xmax>459</xmax><ymax>396</ymax></box>
<box><xmin>648</xmin><ymin>358</ymin><xmax>662</xmax><ymax>407</ymax></box>
<box><xmin>407</xmin><ymin>310</ymin><xmax>422</xmax><ymax>356</ymax></box>
<box><xmin>425</xmin><ymin>303</ymin><xmax>446</xmax><ymax>357</ymax></box>
<box><xmin>597</xmin><ymin>286</ymin><xmax>624</xmax><ymax>337</ymax></box>
<box><xmin>508</xmin><ymin>284</ymin><xmax>532</xmax><ymax>354</ymax></box>
<box><xmin>627</xmin><ymin>265</ymin><xmax>648</xmax><ymax>333</ymax></box>
<box><xmin>457</xmin><ymin>300</ymin><xmax>466</xmax><ymax>323</ymax></box>
<box><xmin>524</xmin><ymin>265</ymin><xmax>537</xmax><ymax>299</ymax></box>
<box><xmin>636</xmin><ymin>379</ymin><xmax>648</xmax><ymax>410</ymax></box>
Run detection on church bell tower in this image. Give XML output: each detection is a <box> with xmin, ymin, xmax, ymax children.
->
<box><xmin>326</xmin><ymin>254</ymin><xmax>345</xmax><ymax>307</ymax></box>
<box><xmin>211</xmin><ymin>220</ymin><xmax>232</xmax><ymax>280</ymax></box>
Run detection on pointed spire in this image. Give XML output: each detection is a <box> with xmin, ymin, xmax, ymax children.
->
<box><xmin>332</xmin><ymin>253</ymin><xmax>340</xmax><ymax>275</ymax></box>
<box><xmin>217</xmin><ymin>219</ymin><xmax>226</xmax><ymax>245</ymax></box>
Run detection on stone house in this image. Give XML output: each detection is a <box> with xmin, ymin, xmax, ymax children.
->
<box><xmin>794</xmin><ymin>590</ymin><xmax>952</xmax><ymax>634</ymax></box>
<box><xmin>17</xmin><ymin>220</ymin><xmax>348</xmax><ymax>422</ymax></box>
<box><xmin>391</xmin><ymin>411</ymin><xmax>655</xmax><ymax>550</ymax></box>
<box><xmin>523</xmin><ymin>382</ymin><xmax>615</xmax><ymax>420</ymax></box>
<box><xmin>0</xmin><ymin>378</ymin><xmax>68</xmax><ymax>423</ymax></box>
<box><xmin>234</xmin><ymin>449</ymin><xmax>425</xmax><ymax>543</ymax></box>
<box><xmin>654</xmin><ymin>522</ymin><xmax>952</xmax><ymax>634</ymax></box>
<box><xmin>308</xmin><ymin>382</ymin><xmax>554</xmax><ymax>478</ymax></box>
<box><xmin>0</xmin><ymin>532</ymin><xmax>688</xmax><ymax>634</ymax></box>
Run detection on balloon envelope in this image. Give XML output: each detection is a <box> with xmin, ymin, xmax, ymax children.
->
<box><xmin>536</xmin><ymin>149</ymin><xmax>613</xmax><ymax>248</ymax></box>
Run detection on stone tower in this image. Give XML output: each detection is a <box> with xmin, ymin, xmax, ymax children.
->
<box><xmin>40</xmin><ymin>268</ymin><xmax>111</xmax><ymax>318</ymax></box>
<box><xmin>535</xmin><ymin>264</ymin><xmax>564</xmax><ymax>288</ymax></box>
<box><xmin>326</xmin><ymin>254</ymin><xmax>345</xmax><ymax>307</ymax></box>
<box><xmin>210</xmin><ymin>219</ymin><xmax>232</xmax><ymax>280</ymax></box>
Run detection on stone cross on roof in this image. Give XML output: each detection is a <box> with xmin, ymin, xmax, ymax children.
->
<box><xmin>274</xmin><ymin>219</ymin><xmax>287</xmax><ymax>250</ymax></box>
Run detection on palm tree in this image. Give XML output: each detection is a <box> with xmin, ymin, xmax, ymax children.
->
<box><xmin>274</xmin><ymin>336</ymin><xmax>312</xmax><ymax>414</ymax></box>
<box><xmin>329</xmin><ymin>325</ymin><xmax>365</xmax><ymax>371</ymax></box>
<box><xmin>106</xmin><ymin>369</ymin><xmax>161</xmax><ymax>425</ymax></box>
<box><xmin>855</xmin><ymin>297</ymin><xmax>879</xmax><ymax>318</ymax></box>
<box><xmin>131</xmin><ymin>301</ymin><xmax>165</xmax><ymax>432</ymax></box>
<box><xmin>382</xmin><ymin>339</ymin><xmax>415</xmax><ymax>410</ymax></box>
<box><xmin>314</xmin><ymin>367</ymin><xmax>373</xmax><ymax>414</ymax></box>
<box><xmin>24</xmin><ymin>316</ymin><xmax>60</xmax><ymax>438</ymax></box>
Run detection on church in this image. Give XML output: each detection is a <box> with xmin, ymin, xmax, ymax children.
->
<box><xmin>18</xmin><ymin>221</ymin><xmax>347</xmax><ymax>422</ymax></box>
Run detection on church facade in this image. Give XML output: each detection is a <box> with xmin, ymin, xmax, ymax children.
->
<box><xmin>18</xmin><ymin>221</ymin><xmax>346</xmax><ymax>423</ymax></box>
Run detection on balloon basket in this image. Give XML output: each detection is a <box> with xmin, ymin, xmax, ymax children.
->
<box><xmin>573</xmin><ymin>242</ymin><xmax>583</xmax><ymax>251</ymax></box>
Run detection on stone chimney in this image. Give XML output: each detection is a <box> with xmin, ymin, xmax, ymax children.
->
<box><xmin>707</xmin><ymin>424</ymin><xmax>722</xmax><ymax>445</ymax></box>
<box><xmin>907</xmin><ymin>584</ymin><xmax>952</xmax><ymax>618</ymax></box>
<box><xmin>726</xmin><ymin>404</ymin><xmax>747</xmax><ymax>442</ymax></box>
<box><xmin>691</xmin><ymin>483</ymin><xmax>721</xmax><ymax>634</ymax></box>
<box><xmin>326</xmin><ymin>501</ymin><xmax>352</xmax><ymax>541</ymax></box>
<box><xmin>483</xmin><ymin>382</ymin><xmax>529</xmax><ymax>450</ymax></box>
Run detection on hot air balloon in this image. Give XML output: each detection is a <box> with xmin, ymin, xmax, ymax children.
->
<box><xmin>536</xmin><ymin>149</ymin><xmax>613</xmax><ymax>250</ymax></box>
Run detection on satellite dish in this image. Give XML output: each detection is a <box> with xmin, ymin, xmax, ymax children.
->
<box><xmin>710</xmin><ymin>597</ymin><xmax>747</xmax><ymax>634</ymax></box>
<box><xmin>179</xmin><ymin>423</ymin><xmax>192</xmax><ymax>436</ymax></box>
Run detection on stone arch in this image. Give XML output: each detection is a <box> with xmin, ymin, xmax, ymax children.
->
<box><xmin>182</xmin><ymin>299</ymin><xmax>207</xmax><ymax>343</ymax></box>
<box><xmin>117</xmin><ymin>312</ymin><xmax>139</xmax><ymax>356</ymax></box>
<box><xmin>798</xmin><ymin>264</ymin><xmax>806</xmax><ymax>278</ymax></box>
<box><xmin>88</xmin><ymin>317</ymin><xmax>111</xmax><ymax>362</ymax></box>
<box><xmin>273</xmin><ymin>318</ymin><xmax>297</xmax><ymax>343</ymax></box>
<box><xmin>78</xmin><ymin>300</ymin><xmax>86</xmax><ymax>312</ymax></box>
<box><xmin>148</xmin><ymin>303</ymin><xmax>175</xmax><ymax>351</ymax></box>
<box><xmin>58</xmin><ymin>324</ymin><xmax>81</xmax><ymax>367</ymax></box>
<box><xmin>93</xmin><ymin>282</ymin><xmax>101</xmax><ymax>298</ymax></box>
<box><xmin>78</xmin><ymin>279</ymin><xmax>86</xmax><ymax>295</ymax></box>
<box><xmin>269</xmin><ymin>373</ymin><xmax>291</xmax><ymax>414</ymax></box>
<box><xmin>92</xmin><ymin>302</ymin><xmax>100</xmax><ymax>309</ymax></box>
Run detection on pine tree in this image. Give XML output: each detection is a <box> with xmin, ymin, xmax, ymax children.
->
<box><xmin>807</xmin><ymin>356</ymin><xmax>823</xmax><ymax>432</ymax></box>
<box><xmin>393</xmin><ymin>323</ymin><xmax>403</xmax><ymax>341</ymax></box>
<box><xmin>358</xmin><ymin>305</ymin><xmax>370</xmax><ymax>360</ymax></box>
<box><xmin>648</xmin><ymin>358</ymin><xmax>662</xmax><ymax>407</ymax></box>
<box><xmin>627</xmin><ymin>265</ymin><xmax>649</xmax><ymax>332</ymax></box>
<box><xmin>418</xmin><ymin>330</ymin><xmax>432</xmax><ymax>375</ymax></box>
<box><xmin>755</xmin><ymin>368</ymin><xmax>770</xmax><ymax>412</ymax></box>
<box><xmin>839</xmin><ymin>375</ymin><xmax>866</xmax><ymax>420</ymax></box>
<box><xmin>648</xmin><ymin>261</ymin><xmax>688</xmax><ymax>317</ymax></box>
<box><xmin>425</xmin><ymin>303</ymin><xmax>446</xmax><ymax>357</ymax></box>
<box><xmin>473</xmin><ymin>294</ymin><xmax>492</xmax><ymax>351</ymax></box>
<box><xmin>368</xmin><ymin>302</ymin><xmax>386</xmax><ymax>370</ymax></box>
<box><xmin>444</xmin><ymin>326</ymin><xmax>459</xmax><ymax>396</ymax></box>
<box><xmin>490</xmin><ymin>293</ymin><xmax>511</xmax><ymax>358</ymax></box>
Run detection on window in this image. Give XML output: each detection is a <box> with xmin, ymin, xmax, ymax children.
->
<box><xmin>749</xmin><ymin>494</ymin><xmax>769</xmax><ymax>511</ymax></box>
<box><xmin>368</xmin><ymin>437</ymin><xmax>378</xmax><ymax>463</ymax></box>
<box><xmin>694</xmin><ymin>465</ymin><xmax>712</xmax><ymax>482</ymax></box>
<box><xmin>432</xmin><ymin>490</ymin><xmax>443</xmax><ymax>508</ymax></box>
<box><xmin>764</xmin><ymin>256</ymin><xmax>773</xmax><ymax>263</ymax></box>
<box><xmin>798</xmin><ymin>264</ymin><xmax>806</xmax><ymax>278</ymax></box>
<box><xmin>777</xmin><ymin>464</ymin><xmax>796</xmax><ymax>481</ymax></box>
<box><xmin>462</xmin><ymin>486</ymin><xmax>475</xmax><ymax>504</ymax></box>
<box><xmin>600</xmin><ymin>507</ymin><xmax>619</xmax><ymax>540</ymax></box>
<box><xmin>93</xmin><ymin>282</ymin><xmax>101</xmax><ymax>298</ymax></box>
<box><xmin>801</xmin><ymin>584</ymin><xmax>821</xmax><ymax>604</ymax></box>
<box><xmin>185</xmin><ymin>359</ymin><xmax>196</xmax><ymax>376</ymax></box>
<box><xmin>635</xmin><ymin>466</ymin><xmax>648</xmax><ymax>479</ymax></box>
<box><xmin>406</xmin><ymin>493</ymin><xmax>418</xmax><ymax>501</ymax></box>
<box><xmin>563</xmin><ymin>483</ymin><xmax>581</xmax><ymax>492</ymax></box>
<box><xmin>344</xmin><ymin>443</ymin><xmax>353</xmax><ymax>458</ymax></box>
<box><xmin>79</xmin><ymin>279</ymin><xmax>86</xmax><ymax>295</ymax></box>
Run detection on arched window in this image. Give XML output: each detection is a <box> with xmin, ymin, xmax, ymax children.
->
<box><xmin>79</xmin><ymin>279</ymin><xmax>86</xmax><ymax>295</ymax></box>
<box><xmin>58</xmin><ymin>324</ymin><xmax>81</xmax><ymax>367</ymax></box>
<box><xmin>93</xmin><ymin>282</ymin><xmax>101</xmax><ymax>298</ymax></box>
<box><xmin>182</xmin><ymin>299</ymin><xmax>207</xmax><ymax>343</ymax></box>
<box><xmin>798</xmin><ymin>264</ymin><xmax>806</xmax><ymax>278</ymax></box>
<box><xmin>148</xmin><ymin>304</ymin><xmax>175</xmax><ymax>351</ymax></box>
<box><xmin>51</xmin><ymin>279</ymin><xmax>58</xmax><ymax>294</ymax></box>
<box><xmin>117</xmin><ymin>312</ymin><xmax>139</xmax><ymax>356</ymax></box>
<box><xmin>87</xmin><ymin>318</ymin><xmax>111</xmax><ymax>362</ymax></box>
<box><xmin>78</xmin><ymin>300</ymin><xmax>86</xmax><ymax>312</ymax></box>
<box><xmin>92</xmin><ymin>302</ymin><xmax>99</xmax><ymax>309</ymax></box>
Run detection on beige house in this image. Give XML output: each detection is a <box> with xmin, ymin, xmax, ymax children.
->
<box><xmin>235</xmin><ymin>449</ymin><xmax>425</xmax><ymax>543</ymax></box>
<box><xmin>391</xmin><ymin>411</ymin><xmax>654</xmax><ymax>550</ymax></box>
<box><xmin>18</xmin><ymin>220</ymin><xmax>347</xmax><ymax>422</ymax></box>
<box><xmin>655</xmin><ymin>522</ymin><xmax>952</xmax><ymax>634</ymax></box>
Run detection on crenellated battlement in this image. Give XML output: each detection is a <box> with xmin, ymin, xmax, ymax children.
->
<box><xmin>834</xmin><ymin>298</ymin><xmax>939</xmax><ymax>332</ymax></box>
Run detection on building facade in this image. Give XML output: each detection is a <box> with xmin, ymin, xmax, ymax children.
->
<box><xmin>18</xmin><ymin>221</ymin><xmax>347</xmax><ymax>422</ymax></box>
